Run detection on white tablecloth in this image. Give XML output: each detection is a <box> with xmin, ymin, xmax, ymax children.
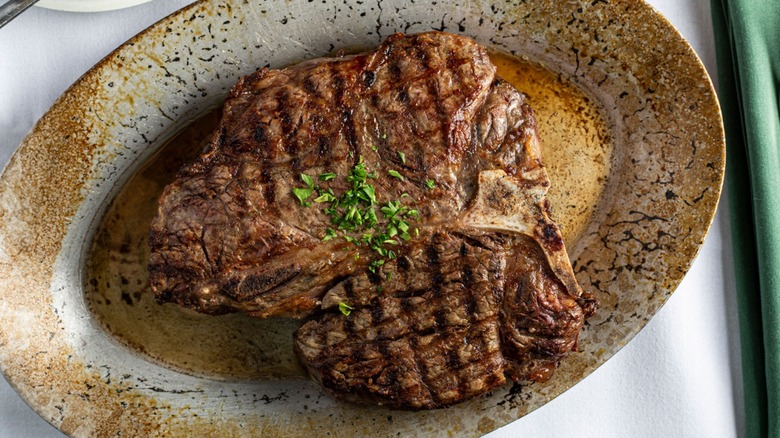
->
<box><xmin>0</xmin><ymin>1</ymin><xmax>741</xmax><ymax>436</ymax></box>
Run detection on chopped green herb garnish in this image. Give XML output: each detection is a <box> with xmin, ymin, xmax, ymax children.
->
<box><xmin>386</xmin><ymin>226</ymin><xmax>398</xmax><ymax>238</ymax></box>
<box><xmin>371</xmin><ymin>145</ymin><xmax>378</xmax><ymax>152</ymax></box>
<box><xmin>425</xmin><ymin>179</ymin><xmax>435</xmax><ymax>189</ymax></box>
<box><xmin>368</xmin><ymin>259</ymin><xmax>385</xmax><ymax>273</ymax></box>
<box><xmin>338</xmin><ymin>302</ymin><xmax>354</xmax><ymax>316</ymax></box>
<box><xmin>381</xmin><ymin>133</ymin><xmax>387</xmax><ymax>139</ymax></box>
<box><xmin>360</xmin><ymin>185</ymin><xmax>377</xmax><ymax>204</ymax></box>
<box><xmin>292</xmin><ymin>187</ymin><xmax>314</xmax><ymax>206</ymax></box>
<box><xmin>388</xmin><ymin>169</ymin><xmax>404</xmax><ymax>181</ymax></box>
<box><xmin>294</xmin><ymin>156</ymin><xmax>423</xmax><ymax>276</ymax></box>
<box><xmin>380</xmin><ymin>200</ymin><xmax>402</xmax><ymax>218</ymax></box>
<box><xmin>314</xmin><ymin>193</ymin><xmax>337</xmax><ymax>203</ymax></box>
<box><xmin>322</xmin><ymin>228</ymin><xmax>337</xmax><ymax>241</ymax></box>
<box><xmin>343</xmin><ymin>235</ymin><xmax>360</xmax><ymax>245</ymax></box>
<box><xmin>345</xmin><ymin>205</ymin><xmax>359</xmax><ymax>222</ymax></box>
<box><xmin>300</xmin><ymin>173</ymin><xmax>315</xmax><ymax>188</ymax></box>
<box><xmin>347</xmin><ymin>157</ymin><xmax>368</xmax><ymax>184</ymax></box>
<box><xmin>364</xmin><ymin>207</ymin><xmax>378</xmax><ymax>228</ymax></box>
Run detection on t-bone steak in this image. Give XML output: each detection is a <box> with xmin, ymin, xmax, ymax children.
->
<box><xmin>149</xmin><ymin>31</ymin><xmax>597</xmax><ymax>409</ymax></box>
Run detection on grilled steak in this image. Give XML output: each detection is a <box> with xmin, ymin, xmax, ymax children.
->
<box><xmin>149</xmin><ymin>31</ymin><xmax>596</xmax><ymax>409</ymax></box>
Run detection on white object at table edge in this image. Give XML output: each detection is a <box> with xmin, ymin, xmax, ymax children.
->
<box><xmin>36</xmin><ymin>0</ymin><xmax>153</xmax><ymax>13</ymax></box>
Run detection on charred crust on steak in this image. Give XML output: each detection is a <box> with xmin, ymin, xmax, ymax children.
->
<box><xmin>149</xmin><ymin>31</ymin><xmax>597</xmax><ymax>410</ymax></box>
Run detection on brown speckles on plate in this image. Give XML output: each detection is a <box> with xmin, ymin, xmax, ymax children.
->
<box><xmin>0</xmin><ymin>0</ymin><xmax>724</xmax><ymax>436</ymax></box>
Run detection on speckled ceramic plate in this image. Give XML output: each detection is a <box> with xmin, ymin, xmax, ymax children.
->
<box><xmin>0</xmin><ymin>0</ymin><xmax>724</xmax><ymax>436</ymax></box>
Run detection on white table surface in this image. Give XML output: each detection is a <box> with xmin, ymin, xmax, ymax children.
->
<box><xmin>0</xmin><ymin>0</ymin><xmax>741</xmax><ymax>436</ymax></box>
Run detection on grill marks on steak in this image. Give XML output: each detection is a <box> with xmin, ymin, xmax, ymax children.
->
<box><xmin>296</xmin><ymin>230</ymin><xmax>587</xmax><ymax>409</ymax></box>
<box><xmin>296</xmin><ymin>231</ymin><xmax>507</xmax><ymax>409</ymax></box>
<box><xmin>149</xmin><ymin>32</ymin><xmax>596</xmax><ymax>409</ymax></box>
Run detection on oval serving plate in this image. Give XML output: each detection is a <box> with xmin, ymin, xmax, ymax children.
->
<box><xmin>0</xmin><ymin>0</ymin><xmax>724</xmax><ymax>436</ymax></box>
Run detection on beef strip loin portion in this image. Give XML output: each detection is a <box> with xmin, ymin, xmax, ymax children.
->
<box><xmin>149</xmin><ymin>31</ymin><xmax>597</xmax><ymax>409</ymax></box>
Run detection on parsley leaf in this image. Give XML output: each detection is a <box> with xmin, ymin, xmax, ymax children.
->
<box><xmin>425</xmin><ymin>179</ymin><xmax>435</xmax><ymax>189</ymax></box>
<box><xmin>338</xmin><ymin>302</ymin><xmax>354</xmax><ymax>316</ymax></box>
<box><xmin>360</xmin><ymin>185</ymin><xmax>377</xmax><ymax>204</ymax></box>
<box><xmin>388</xmin><ymin>169</ymin><xmax>404</xmax><ymax>180</ymax></box>
<box><xmin>292</xmin><ymin>187</ymin><xmax>314</xmax><ymax>205</ymax></box>
<box><xmin>319</xmin><ymin>172</ymin><xmax>337</xmax><ymax>181</ymax></box>
<box><xmin>300</xmin><ymin>173</ymin><xmax>315</xmax><ymax>188</ymax></box>
<box><xmin>398</xmin><ymin>151</ymin><xmax>406</xmax><ymax>164</ymax></box>
<box><xmin>322</xmin><ymin>228</ymin><xmax>337</xmax><ymax>241</ymax></box>
<box><xmin>380</xmin><ymin>200</ymin><xmax>401</xmax><ymax>218</ymax></box>
<box><xmin>364</xmin><ymin>207</ymin><xmax>378</xmax><ymax>228</ymax></box>
<box><xmin>343</xmin><ymin>235</ymin><xmax>360</xmax><ymax>244</ymax></box>
<box><xmin>314</xmin><ymin>193</ymin><xmax>336</xmax><ymax>203</ymax></box>
<box><xmin>368</xmin><ymin>259</ymin><xmax>385</xmax><ymax>273</ymax></box>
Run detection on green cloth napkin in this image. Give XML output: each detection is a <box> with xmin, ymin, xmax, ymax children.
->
<box><xmin>711</xmin><ymin>1</ymin><xmax>780</xmax><ymax>437</ymax></box>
